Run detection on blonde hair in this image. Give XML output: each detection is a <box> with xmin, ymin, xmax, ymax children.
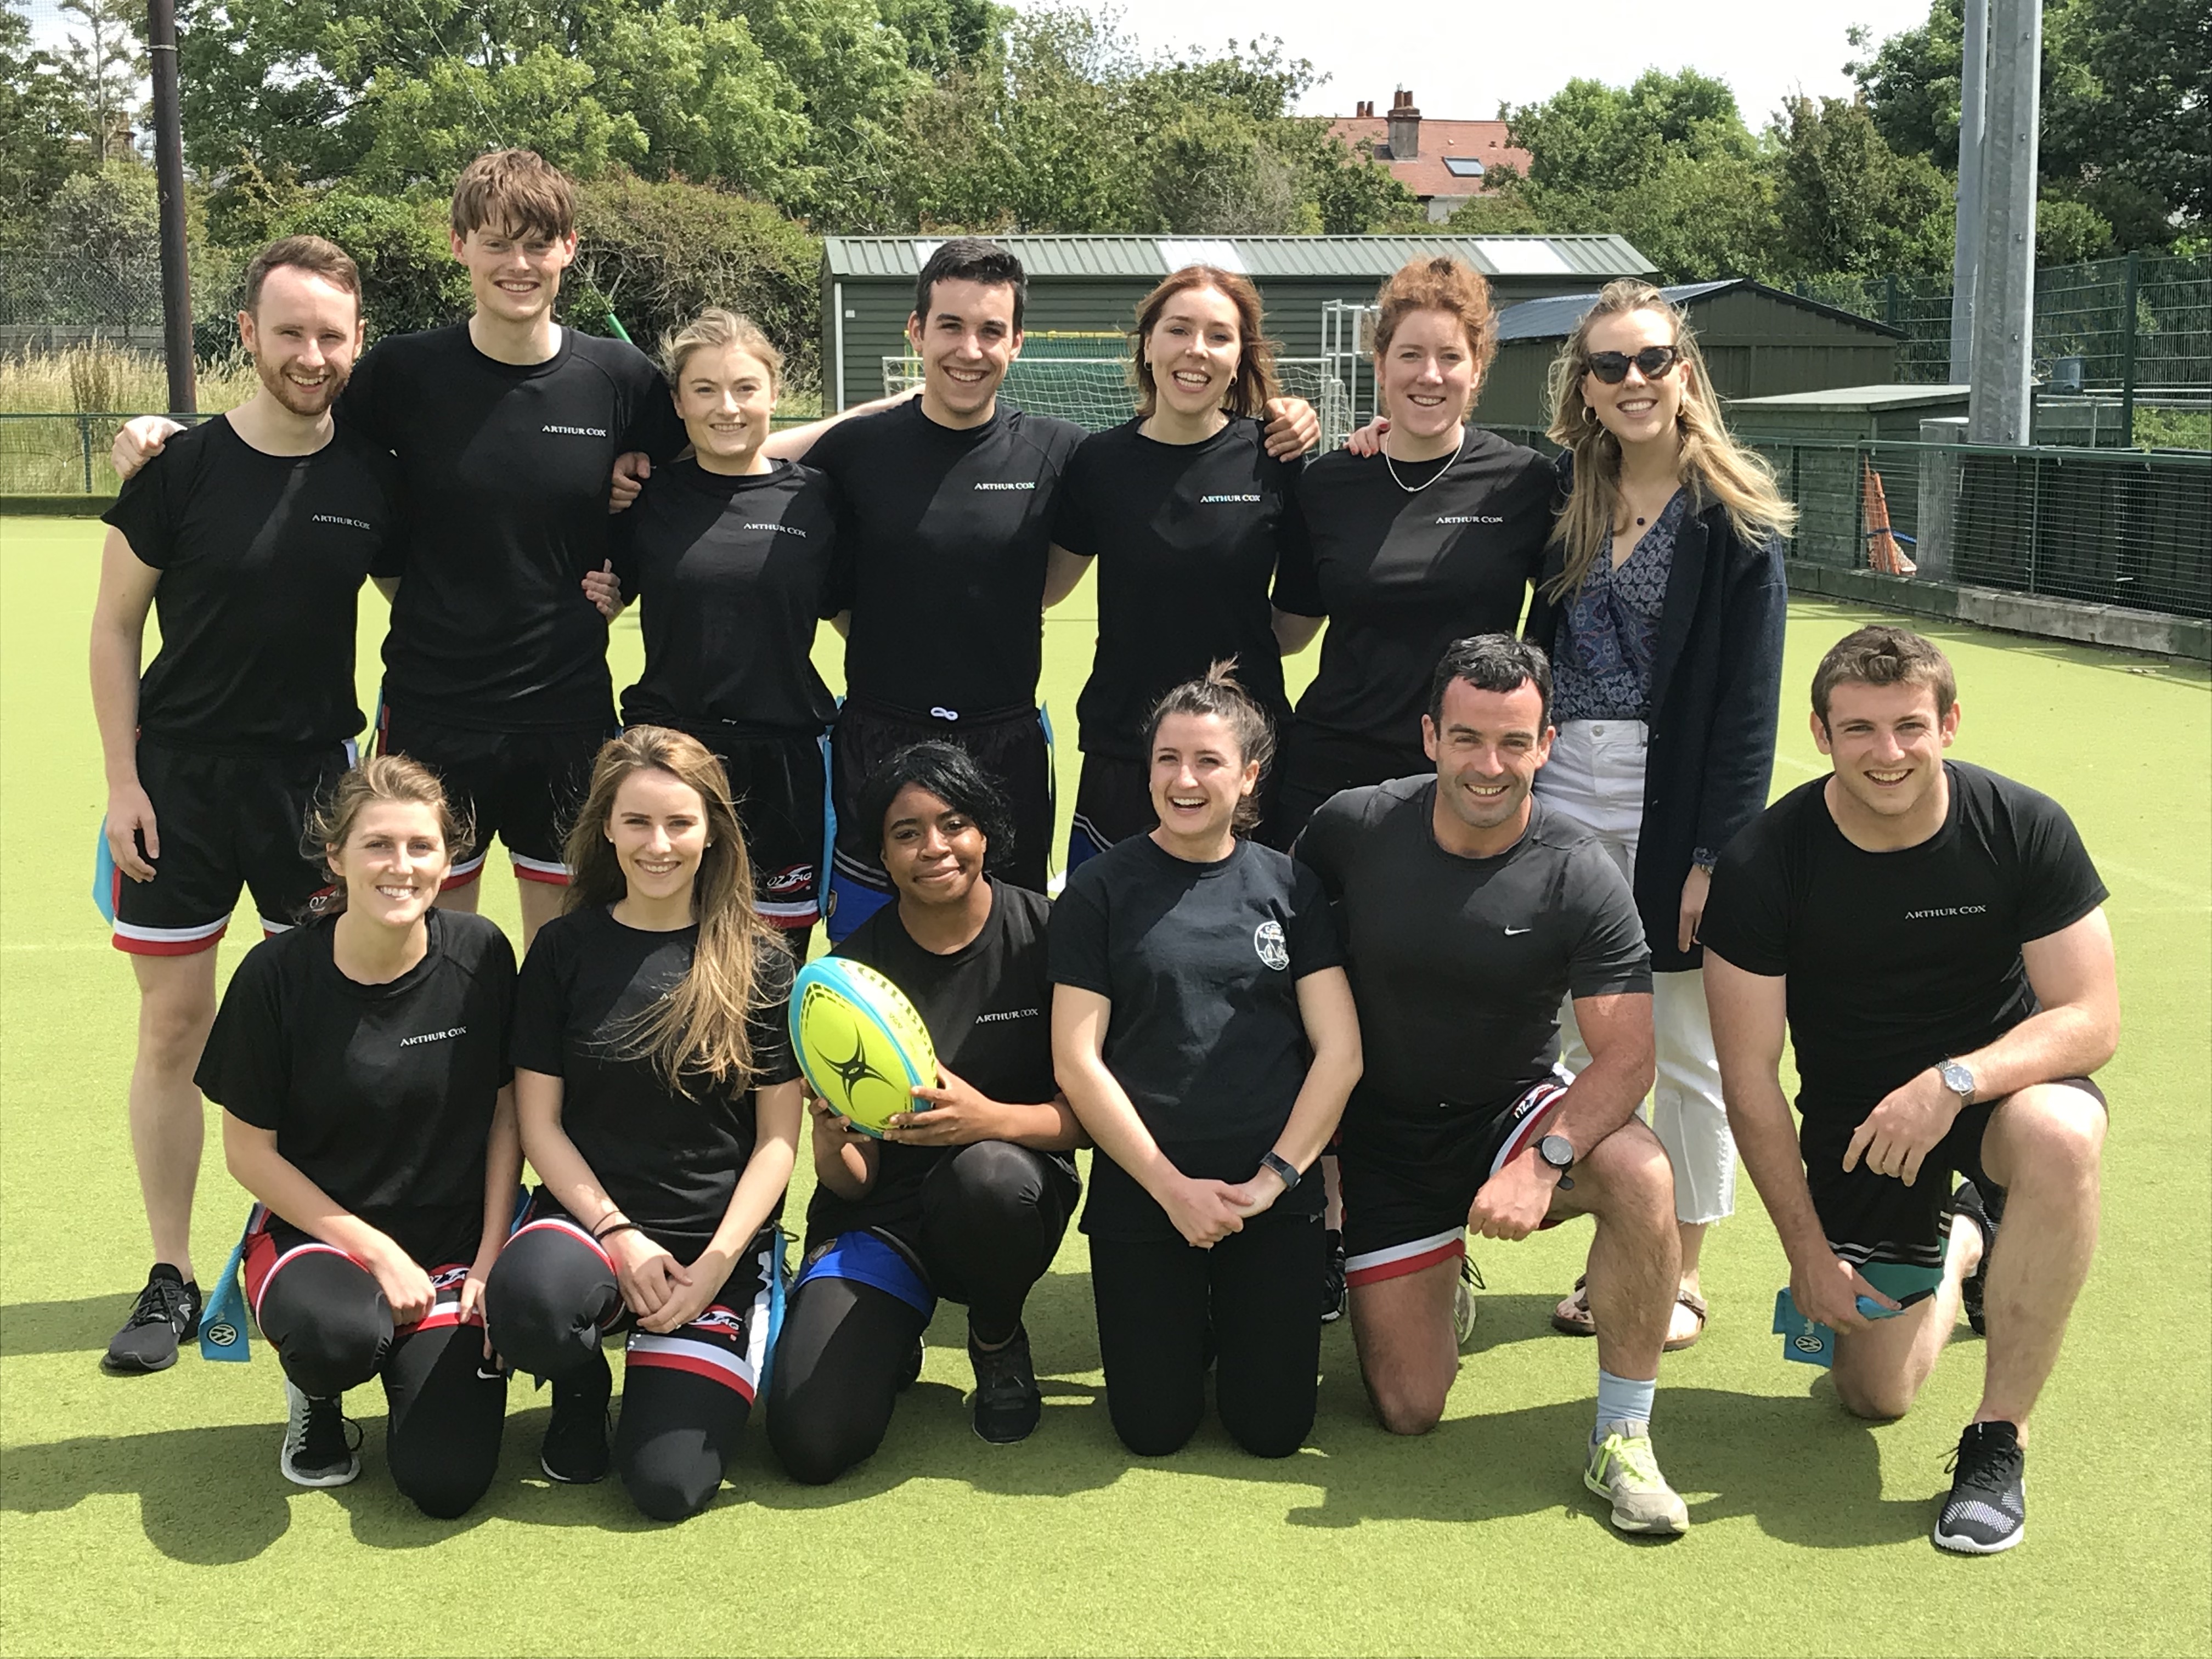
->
<box><xmin>562</xmin><ymin>727</ymin><xmax>782</xmax><ymax>1088</ymax></box>
<box><xmin>1128</xmin><ymin>266</ymin><xmax>1280</xmax><ymax>420</ymax></box>
<box><xmin>302</xmin><ymin>755</ymin><xmax>473</xmax><ymax>918</ymax></box>
<box><xmin>1543</xmin><ymin>280</ymin><xmax>1795</xmax><ymax>599</ymax></box>
<box><xmin>662</xmin><ymin>307</ymin><xmax>785</xmax><ymax>393</ymax></box>
<box><xmin>1373</xmin><ymin>256</ymin><xmax>1500</xmax><ymax>394</ymax></box>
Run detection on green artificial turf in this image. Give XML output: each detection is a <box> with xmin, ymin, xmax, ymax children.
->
<box><xmin>2</xmin><ymin>515</ymin><xmax>2208</xmax><ymax>1657</ymax></box>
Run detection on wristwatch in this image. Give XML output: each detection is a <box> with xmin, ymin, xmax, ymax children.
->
<box><xmin>1536</xmin><ymin>1133</ymin><xmax>1576</xmax><ymax>1177</ymax></box>
<box><xmin>1937</xmin><ymin>1059</ymin><xmax>1977</xmax><ymax>1105</ymax></box>
<box><xmin>1259</xmin><ymin>1151</ymin><xmax>1302</xmax><ymax>1192</ymax></box>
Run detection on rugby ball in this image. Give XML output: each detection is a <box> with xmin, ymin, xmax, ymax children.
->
<box><xmin>789</xmin><ymin>958</ymin><xmax>938</xmax><ymax>1139</ymax></box>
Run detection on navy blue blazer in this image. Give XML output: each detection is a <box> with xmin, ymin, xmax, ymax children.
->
<box><xmin>1524</xmin><ymin>469</ymin><xmax>1787</xmax><ymax>973</ymax></box>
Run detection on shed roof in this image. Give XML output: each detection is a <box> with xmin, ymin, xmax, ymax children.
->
<box><xmin>1729</xmin><ymin>383</ymin><xmax>1970</xmax><ymax>411</ymax></box>
<box><xmin>1493</xmin><ymin>279</ymin><xmax>1908</xmax><ymax>343</ymax></box>
<box><xmin>823</xmin><ymin>234</ymin><xmax>1656</xmax><ymax>283</ymax></box>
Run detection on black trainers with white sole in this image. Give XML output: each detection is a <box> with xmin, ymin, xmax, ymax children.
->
<box><xmin>104</xmin><ymin>1265</ymin><xmax>202</xmax><ymax>1374</ymax></box>
<box><xmin>1321</xmin><ymin>1228</ymin><xmax>1347</xmax><ymax>1325</ymax></box>
<box><xmin>1934</xmin><ymin>1419</ymin><xmax>2027</xmax><ymax>1554</ymax></box>
<box><xmin>968</xmin><ymin>1324</ymin><xmax>1042</xmax><ymax>1444</ymax></box>
<box><xmin>279</xmin><ymin>1381</ymin><xmax>361</xmax><ymax>1487</ymax></box>
<box><xmin>540</xmin><ymin>1348</ymin><xmax>613</xmax><ymax>1485</ymax></box>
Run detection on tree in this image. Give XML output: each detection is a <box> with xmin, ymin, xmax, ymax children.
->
<box><xmin>1771</xmin><ymin>95</ymin><xmax>1951</xmax><ymax>278</ymax></box>
<box><xmin>0</xmin><ymin>0</ymin><xmax>79</xmax><ymax>235</ymax></box>
<box><xmin>55</xmin><ymin>0</ymin><xmax>145</xmax><ymax>163</ymax></box>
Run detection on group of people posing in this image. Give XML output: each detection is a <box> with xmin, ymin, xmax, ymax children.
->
<box><xmin>92</xmin><ymin>149</ymin><xmax>2117</xmax><ymax>1555</ymax></box>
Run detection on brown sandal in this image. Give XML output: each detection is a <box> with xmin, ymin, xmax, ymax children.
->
<box><xmin>1550</xmin><ymin>1276</ymin><xmax>1596</xmax><ymax>1336</ymax></box>
<box><xmin>1663</xmin><ymin>1289</ymin><xmax>1708</xmax><ymax>1352</ymax></box>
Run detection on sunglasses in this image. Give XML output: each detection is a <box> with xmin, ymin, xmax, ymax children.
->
<box><xmin>1585</xmin><ymin>346</ymin><xmax>1681</xmax><ymax>383</ymax></box>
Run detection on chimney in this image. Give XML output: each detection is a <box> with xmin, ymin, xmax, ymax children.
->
<box><xmin>1356</xmin><ymin>99</ymin><xmax>1373</xmax><ymax>119</ymax></box>
<box><xmin>1389</xmin><ymin>89</ymin><xmax>1420</xmax><ymax>160</ymax></box>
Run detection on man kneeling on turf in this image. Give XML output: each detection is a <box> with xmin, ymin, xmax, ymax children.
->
<box><xmin>1701</xmin><ymin>625</ymin><xmax>2115</xmax><ymax>1555</ymax></box>
<box><xmin>1297</xmin><ymin>635</ymin><xmax>1690</xmax><ymax>1534</ymax></box>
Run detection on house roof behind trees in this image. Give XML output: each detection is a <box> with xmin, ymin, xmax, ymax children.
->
<box><xmin>823</xmin><ymin>235</ymin><xmax>1657</xmax><ymax>283</ymax></box>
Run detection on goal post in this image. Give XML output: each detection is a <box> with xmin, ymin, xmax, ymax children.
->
<box><xmin>883</xmin><ymin>350</ymin><xmax>1353</xmax><ymax>445</ymax></box>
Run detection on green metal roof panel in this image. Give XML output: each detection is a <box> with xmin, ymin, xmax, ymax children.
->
<box><xmin>1495</xmin><ymin>279</ymin><xmax>1909</xmax><ymax>343</ymax></box>
<box><xmin>823</xmin><ymin>234</ymin><xmax>1656</xmax><ymax>281</ymax></box>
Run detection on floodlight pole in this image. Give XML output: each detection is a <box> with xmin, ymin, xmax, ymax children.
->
<box><xmin>1967</xmin><ymin>0</ymin><xmax>2039</xmax><ymax>446</ymax></box>
<box><xmin>148</xmin><ymin>0</ymin><xmax>196</xmax><ymax>415</ymax></box>
<box><xmin>1948</xmin><ymin>0</ymin><xmax>1988</xmax><ymax>381</ymax></box>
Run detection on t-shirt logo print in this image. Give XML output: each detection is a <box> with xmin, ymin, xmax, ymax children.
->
<box><xmin>1254</xmin><ymin>920</ymin><xmax>1289</xmax><ymax>972</ymax></box>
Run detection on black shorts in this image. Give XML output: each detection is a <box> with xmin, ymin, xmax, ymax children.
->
<box><xmin>1801</xmin><ymin>1077</ymin><xmax>2108</xmax><ymax>1271</ymax></box>
<box><xmin>826</xmin><ymin>696</ymin><xmax>1052</xmax><ymax>940</ymax></box>
<box><xmin>1068</xmin><ymin>751</ymin><xmax>1286</xmax><ymax>873</ymax></box>
<box><xmin>108</xmin><ymin>737</ymin><xmax>352</xmax><ymax>956</ymax></box>
<box><xmin>1262</xmin><ymin>723</ymin><xmax>1428</xmax><ymax>852</ymax></box>
<box><xmin>660</xmin><ymin>721</ymin><xmax>827</xmax><ymax>932</ymax></box>
<box><xmin>377</xmin><ymin>703</ymin><xmax>610</xmax><ymax>885</ymax></box>
<box><xmin>1338</xmin><ymin>1077</ymin><xmax>1570</xmax><ymax>1289</ymax></box>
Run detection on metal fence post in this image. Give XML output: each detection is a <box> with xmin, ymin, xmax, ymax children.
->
<box><xmin>2118</xmin><ymin>249</ymin><xmax>2142</xmax><ymax>448</ymax></box>
<box><xmin>79</xmin><ymin>415</ymin><xmax>92</xmax><ymax>493</ymax></box>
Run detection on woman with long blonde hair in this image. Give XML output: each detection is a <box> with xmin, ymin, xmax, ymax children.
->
<box><xmin>1527</xmin><ymin>280</ymin><xmax>1791</xmax><ymax>1351</ymax></box>
<box><xmin>484</xmin><ymin>727</ymin><xmax>803</xmax><ymax>1522</ymax></box>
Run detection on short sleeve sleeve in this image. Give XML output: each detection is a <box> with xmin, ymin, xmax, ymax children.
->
<box><xmin>334</xmin><ymin>345</ymin><xmax>393</xmax><ymax>452</ymax></box>
<box><xmin>616</xmin><ymin>349</ymin><xmax>686</xmax><ymax>461</ymax></box>
<box><xmin>194</xmin><ymin>943</ymin><xmax>290</xmax><ymax>1128</ymax></box>
<box><xmin>748</xmin><ymin>946</ymin><xmax>802</xmax><ymax>1087</ymax></box>
<box><xmin>510</xmin><ymin>929</ymin><xmax>572</xmax><ymax>1077</ymax></box>
<box><xmin>1291</xmin><ymin>793</ymin><xmax>1352</xmax><ymax>899</ymax></box>
<box><xmin>2012</xmin><ymin>791</ymin><xmax>2108</xmax><ymax>943</ymax></box>
<box><xmin>1285</xmin><ymin>859</ymin><xmax>1344</xmax><ymax>978</ymax></box>
<box><xmin>808</xmin><ymin>425</ymin><xmax>861</xmax><ymax>616</ymax></box>
<box><xmin>1047</xmin><ymin>868</ymin><xmax>1115</xmax><ymax>997</ymax></box>
<box><xmin>102</xmin><ymin>443</ymin><xmax>179</xmax><ymax>570</ymax></box>
<box><xmin>605</xmin><ymin>491</ymin><xmax>642</xmax><ymax>593</ymax></box>
<box><xmin>1270</xmin><ymin>483</ymin><xmax>1323</xmax><ymax>617</ymax></box>
<box><xmin>472</xmin><ymin>921</ymin><xmax>519</xmax><ymax>1084</ymax></box>
<box><xmin>1565</xmin><ymin>846</ymin><xmax>1651</xmax><ymax>999</ymax></box>
<box><xmin>1050</xmin><ymin>437</ymin><xmax>1100</xmax><ymax>558</ymax></box>
<box><xmin>1699</xmin><ymin>815</ymin><xmax>1794</xmax><ymax>978</ymax></box>
<box><xmin>365</xmin><ymin>449</ymin><xmax>409</xmax><ymax>579</ymax></box>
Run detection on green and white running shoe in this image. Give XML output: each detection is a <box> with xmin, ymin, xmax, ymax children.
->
<box><xmin>1584</xmin><ymin>1418</ymin><xmax>1689</xmax><ymax>1534</ymax></box>
<box><xmin>1452</xmin><ymin>1254</ymin><xmax>1484</xmax><ymax>1348</ymax></box>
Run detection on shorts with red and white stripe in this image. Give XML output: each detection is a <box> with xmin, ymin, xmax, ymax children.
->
<box><xmin>483</xmin><ymin>1192</ymin><xmax>778</xmax><ymax>1521</ymax></box>
<box><xmin>241</xmin><ymin>1206</ymin><xmax>507</xmax><ymax>1517</ymax></box>
<box><xmin>1339</xmin><ymin>1076</ymin><xmax>1571</xmax><ymax>1289</ymax></box>
<box><xmin>108</xmin><ymin>738</ymin><xmax>351</xmax><ymax>954</ymax></box>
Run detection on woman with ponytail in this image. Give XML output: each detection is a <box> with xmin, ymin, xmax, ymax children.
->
<box><xmin>485</xmin><ymin>727</ymin><xmax>803</xmax><ymax>1522</ymax></box>
<box><xmin>1526</xmin><ymin>280</ymin><xmax>1791</xmax><ymax>1350</ymax></box>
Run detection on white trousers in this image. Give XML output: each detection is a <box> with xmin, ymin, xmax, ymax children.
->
<box><xmin>1536</xmin><ymin>719</ymin><xmax>1736</xmax><ymax>1226</ymax></box>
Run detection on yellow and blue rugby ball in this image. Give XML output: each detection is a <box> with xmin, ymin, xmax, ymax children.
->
<box><xmin>789</xmin><ymin>958</ymin><xmax>938</xmax><ymax>1139</ymax></box>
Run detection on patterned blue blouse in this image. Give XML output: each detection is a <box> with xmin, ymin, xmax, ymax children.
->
<box><xmin>1550</xmin><ymin>488</ymin><xmax>1686</xmax><ymax>724</ymax></box>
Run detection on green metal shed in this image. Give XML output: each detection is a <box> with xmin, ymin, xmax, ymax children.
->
<box><xmin>820</xmin><ymin>234</ymin><xmax>1658</xmax><ymax>415</ymax></box>
<box><xmin>1477</xmin><ymin>280</ymin><xmax>1909</xmax><ymax>435</ymax></box>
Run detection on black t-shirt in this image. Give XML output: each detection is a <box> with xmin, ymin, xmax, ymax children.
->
<box><xmin>511</xmin><ymin>907</ymin><xmax>800</xmax><ymax>1258</ymax></box>
<box><xmin>1297</xmin><ymin>780</ymin><xmax>1650</xmax><ymax>1124</ymax></box>
<box><xmin>1271</xmin><ymin>430</ymin><xmax>1555</xmax><ymax>747</ymax></box>
<box><xmin>1700</xmin><ymin>762</ymin><xmax>2108</xmax><ymax>1132</ymax></box>
<box><xmin>195</xmin><ymin>910</ymin><xmax>516</xmax><ymax>1268</ymax></box>
<box><xmin>103</xmin><ymin>415</ymin><xmax>399</xmax><ymax>754</ymax></box>
<box><xmin>343</xmin><ymin>324</ymin><xmax>686</xmax><ymax>729</ymax></box>
<box><xmin>1053</xmin><ymin>417</ymin><xmax>1300</xmax><ymax>759</ymax></box>
<box><xmin>1050</xmin><ymin>834</ymin><xmax>1341</xmax><ymax>1241</ymax></box>
<box><xmin>611</xmin><ymin>458</ymin><xmax>839</xmax><ymax>735</ymax></box>
<box><xmin>809</xmin><ymin>400</ymin><xmax>1085</xmax><ymax>717</ymax></box>
<box><xmin>805</xmin><ymin>880</ymin><xmax>1074</xmax><ymax>1245</ymax></box>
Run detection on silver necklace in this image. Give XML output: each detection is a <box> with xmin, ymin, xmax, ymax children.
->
<box><xmin>1383</xmin><ymin>427</ymin><xmax>1465</xmax><ymax>493</ymax></box>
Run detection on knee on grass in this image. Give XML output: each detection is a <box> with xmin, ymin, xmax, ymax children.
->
<box><xmin>1832</xmin><ymin>1364</ymin><xmax>1921</xmax><ymax>1423</ymax></box>
<box><xmin>621</xmin><ymin>1434</ymin><xmax>726</xmax><ymax>1523</ymax></box>
<box><xmin>767</xmin><ymin>1402</ymin><xmax>884</xmax><ymax>1487</ymax></box>
<box><xmin>390</xmin><ymin>1451</ymin><xmax>497</xmax><ymax>1521</ymax></box>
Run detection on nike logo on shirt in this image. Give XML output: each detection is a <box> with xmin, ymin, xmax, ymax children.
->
<box><xmin>1504</xmin><ymin>926</ymin><xmax>1532</xmax><ymax>935</ymax></box>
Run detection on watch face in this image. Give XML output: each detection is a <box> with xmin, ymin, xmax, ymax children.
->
<box><xmin>1538</xmin><ymin>1134</ymin><xmax>1573</xmax><ymax>1170</ymax></box>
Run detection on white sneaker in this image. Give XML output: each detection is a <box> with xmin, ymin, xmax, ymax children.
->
<box><xmin>1584</xmin><ymin>1418</ymin><xmax>1688</xmax><ymax>1534</ymax></box>
<box><xmin>1452</xmin><ymin>1254</ymin><xmax>1483</xmax><ymax>1348</ymax></box>
<box><xmin>279</xmin><ymin>1380</ymin><xmax>360</xmax><ymax>1488</ymax></box>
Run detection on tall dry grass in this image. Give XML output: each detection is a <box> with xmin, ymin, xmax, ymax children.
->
<box><xmin>1</xmin><ymin>346</ymin><xmax>259</xmax><ymax>494</ymax></box>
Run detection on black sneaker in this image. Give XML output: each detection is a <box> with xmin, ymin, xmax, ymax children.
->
<box><xmin>279</xmin><ymin>1381</ymin><xmax>360</xmax><ymax>1487</ymax></box>
<box><xmin>968</xmin><ymin>1323</ymin><xmax>1041</xmax><ymax>1444</ymax></box>
<box><xmin>1949</xmin><ymin>1180</ymin><xmax>1997</xmax><ymax>1336</ymax></box>
<box><xmin>1934</xmin><ymin>1420</ymin><xmax>2027</xmax><ymax>1554</ymax></box>
<box><xmin>898</xmin><ymin>1335</ymin><xmax>925</xmax><ymax>1393</ymax></box>
<box><xmin>1321</xmin><ymin>1228</ymin><xmax>1348</xmax><ymax>1324</ymax></box>
<box><xmin>540</xmin><ymin>1348</ymin><xmax>613</xmax><ymax>1484</ymax></box>
<box><xmin>103</xmin><ymin>1265</ymin><xmax>202</xmax><ymax>1374</ymax></box>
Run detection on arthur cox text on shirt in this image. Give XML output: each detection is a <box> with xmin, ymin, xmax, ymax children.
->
<box><xmin>398</xmin><ymin>1026</ymin><xmax>469</xmax><ymax>1047</ymax></box>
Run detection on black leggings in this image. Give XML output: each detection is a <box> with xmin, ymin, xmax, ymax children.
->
<box><xmin>1089</xmin><ymin>1206</ymin><xmax>1324</xmax><ymax>1459</ymax></box>
<box><xmin>766</xmin><ymin>1140</ymin><xmax>1071</xmax><ymax>1485</ymax></box>
<box><xmin>256</xmin><ymin>1250</ymin><xmax>506</xmax><ymax>1519</ymax></box>
<box><xmin>484</xmin><ymin>1216</ymin><xmax>771</xmax><ymax>1523</ymax></box>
